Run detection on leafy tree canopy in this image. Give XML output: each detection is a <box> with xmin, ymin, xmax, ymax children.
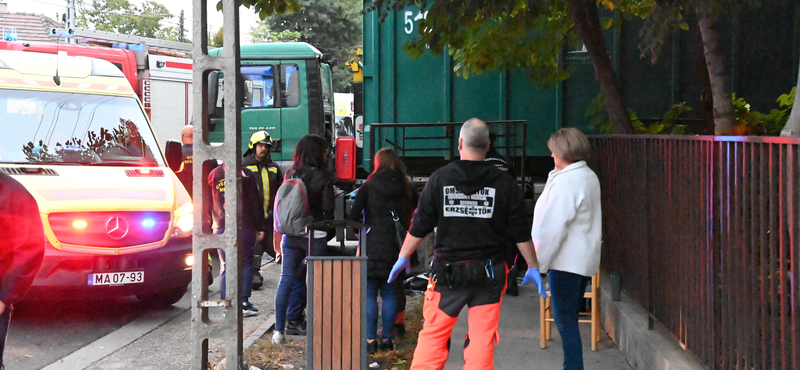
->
<box><xmin>77</xmin><ymin>0</ymin><xmax>181</xmax><ymax>40</ymax></box>
<box><xmin>248</xmin><ymin>0</ymin><xmax>362</xmax><ymax>92</ymax></box>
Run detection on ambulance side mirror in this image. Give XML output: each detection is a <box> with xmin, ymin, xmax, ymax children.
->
<box><xmin>165</xmin><ymin>140</ymin><xmax>183</xmax><ymax>173</ymax></box>
<box><xmin>207</xmin><ymin>71</ymin><xmax>220</xmax><ymax>118</ymax></box>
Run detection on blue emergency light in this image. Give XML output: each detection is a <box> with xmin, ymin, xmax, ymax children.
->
<box><xmin>3</xmin><ymin>27</ymin><xmax>17</xmax><ymax>41</ymax></box>
<box><xmin>141</xmin><ymin>218</ymin><xmax>156</xmax><ymax>228</ymax></box>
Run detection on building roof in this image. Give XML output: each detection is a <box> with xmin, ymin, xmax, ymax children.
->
<box><xmin>0</xmin><ymin>10</ymin><xmax>61</xmax><ymax>43</ymax></box>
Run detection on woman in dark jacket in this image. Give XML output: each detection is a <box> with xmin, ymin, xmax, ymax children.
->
<box><xmin>272</xmin><ymin>134</ymin><xmax>336</xmax><ymax>345</ymax></box>
<box><xmin>349</xmin><ymin>148</ymin><xmax>414</xmax><ymax>353</ymax></box>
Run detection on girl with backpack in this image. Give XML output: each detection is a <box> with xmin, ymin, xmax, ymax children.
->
<box><xmin>348</xmin><ymin>148</ymin><xmax>415</xmax><ymax>353</ymax></box>
<box><xmin>272</xmin><ymin>134</ymin><xmax>336</xmax><ymax>345</ymax></box>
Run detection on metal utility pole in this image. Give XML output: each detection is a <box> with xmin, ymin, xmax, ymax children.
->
<box><xmin>191</xmin><ymin>0</ymin><xmax>243</xmax><ymax>370</ymax></box>
<box><xmin>179</xmin><ymin>10</ymin><xmax>185</xmax><ymax>43</ymax></box>
<box><xmin>65</xmin><ymin>0</ymin><xmax>76</xmax><ymax>44</ymax></box>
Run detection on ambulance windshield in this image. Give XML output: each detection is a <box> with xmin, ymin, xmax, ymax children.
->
<box><xmin>0</xmin><ymin>89</ymin><xmax>164</xmax><ymax>166</ymax></box>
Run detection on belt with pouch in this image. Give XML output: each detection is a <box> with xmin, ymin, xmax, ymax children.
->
<box><xmin>431</xmin><ymin>255</ymin><xmax>504</xmax><ymax>289</ymax></box>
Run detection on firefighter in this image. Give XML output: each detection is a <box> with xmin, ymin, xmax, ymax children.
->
<box><xmin>243</xmin><ymin>131</ymin><xmax>283</xmax><ymax>289</ymax></box>
<box><xmin>387</xmin><ymin>118</ymin><xmax>544</xmax><ymax>370</ymax></box>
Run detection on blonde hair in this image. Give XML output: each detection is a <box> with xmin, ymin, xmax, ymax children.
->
<box><xmin>547</xmin><ymin>128</ymin><xmax>590</xmax><ymax>164</ymax></box>
<box><xmin>371</xmin><ymin>148</ymin><xmax>407</xmax><ymax>177</ymax></box>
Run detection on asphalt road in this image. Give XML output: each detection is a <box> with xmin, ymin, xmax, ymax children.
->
<box><xmin>5</xmin><ymin>259</ymin><xmax>282</xmax><ymax>370</ymax></box>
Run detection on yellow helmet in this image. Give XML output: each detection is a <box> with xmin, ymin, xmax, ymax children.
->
<box><xmin>248</xmin><ymin>131</ymin><xmax>273</xmax><ymax>150</ymax></box>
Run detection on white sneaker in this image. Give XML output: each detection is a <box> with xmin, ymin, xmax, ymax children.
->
<box><xmin>272</xmin><ymin>331</ymin><xmax>285</xmax><ymax>345</ymax></box>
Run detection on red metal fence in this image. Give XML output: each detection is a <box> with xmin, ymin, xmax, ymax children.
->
<box><xmin>589</xmin><ymin>135</ymin><xmax>800</xmax><ymax>370</ymax></box>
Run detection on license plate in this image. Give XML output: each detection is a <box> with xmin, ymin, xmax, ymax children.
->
<box><xmin>88</xmin><ymin>271</ymin><xmax>145</xmax><ymax>286</ymax></box>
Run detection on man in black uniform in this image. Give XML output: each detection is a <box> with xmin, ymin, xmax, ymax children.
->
<box><xmin>242</xmin><ymin>131</ymin><xmax>283</xmax><ymax>289</ymax></box>
<box><xmin>207</xmin><ymin>162</ymin><xmax>265</xmax><ymax>316</ymax></box>
<box><xmin>484</xmin><ymin>131</ymin><xmax>521</xmax><ymax>296</ymax></box>
<box><xmin>387</xmin><ymin>118</ymin><xmax>545</xmax><ymax>370</ymax></box>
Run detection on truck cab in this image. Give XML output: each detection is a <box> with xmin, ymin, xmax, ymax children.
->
<box><xmin>207</xmin><ymin>42</ymin><xmax>335</xmax><ymax>169</ymax></box>
<box><xmin>0</xmin><ymin>50</ymin><xmax>193</xmax><ymax>305</ymax></box>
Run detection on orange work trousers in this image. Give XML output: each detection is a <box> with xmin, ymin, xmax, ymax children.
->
<box><xmin>410</xmin><ymin>264</ymin><xmax>507</xmax><ymax>370</ymax></box>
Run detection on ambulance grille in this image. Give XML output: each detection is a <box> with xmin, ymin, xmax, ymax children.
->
<box><xmin>48</xmin><ymin>211</ymin><xmax>171</xmax><ymax>248</ymax></box>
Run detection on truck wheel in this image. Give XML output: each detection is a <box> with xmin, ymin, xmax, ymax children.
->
<box><xmin>137</xmin><ymin>285</ymin><xmax>187</xmax><ymax>307</ymax></box>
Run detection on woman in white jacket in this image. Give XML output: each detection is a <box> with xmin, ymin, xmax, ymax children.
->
<box><xmin>530</xmin><ymin>127</ymin><xmax>602</xmax><ymax>370</ymax></box>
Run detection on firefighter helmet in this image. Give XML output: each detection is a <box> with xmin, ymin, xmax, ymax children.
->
<box><xmin>248</xmin><ymin>131</ymin><xmax>273</xmax><ymax>150</ymax></box>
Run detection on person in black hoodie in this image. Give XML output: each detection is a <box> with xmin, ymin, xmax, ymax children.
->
<box><xmin>208</xmin><ymin>162</ymin><xmax>265</xmax><ymax>316</ymax></box>
<box><xmin>386</xmin><ymin>118</ymin><xmax>545</xmax><ymax>370</ymax></box>
<box><xmin>0</xmin><ymin>173</ymin><xmax>45</xmax><ymax>369</ymax></box>
<box><xmin>349</xmin><ymin>148</ymin><xmax>414</xmax><ymax>353</ymax></box>
<box><xmin>272</xmin><ymin>134</ymin><xmax>335</xmax><ymax>345</ymax></box>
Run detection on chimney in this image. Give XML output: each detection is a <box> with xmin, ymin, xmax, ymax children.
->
<box><xmin>0</xmin><ymin>2</ymin><xmax>7</xmax><ymax>12</ymax></box>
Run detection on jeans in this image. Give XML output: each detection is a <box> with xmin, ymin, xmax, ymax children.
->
<box><xmin>214</xmin><ymin>228</ymin><xmax>255</xmax><ymax>301</ymax></box>
<box><xmin>274</xmin><ymin>234</ymin><xmax>327</xmax><ymax>332</ymax></box>
<box><xmin>550</xmin><ymin>270</ymin><xmax>591</xmax><ymax>370</ymax></box>
<box><xmin>366</xmin><ymin>278</ymin><xmax>398</xmax><ymax>340</ymax></box>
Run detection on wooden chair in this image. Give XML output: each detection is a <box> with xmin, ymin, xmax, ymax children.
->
<box><xmin>539</xmin><ymin>268</ymin><xmax>601</xmax><ymax>351</ymax></box>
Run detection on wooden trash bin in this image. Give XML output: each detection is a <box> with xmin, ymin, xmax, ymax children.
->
<box><xmin>306</xmin><ymin>220</ymin><xmax>367</xmax><ymax>370</ymax></box>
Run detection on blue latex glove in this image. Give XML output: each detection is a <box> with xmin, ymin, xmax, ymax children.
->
<box><xmin>387</xmin><ymin>256</ymin><xmax>410</xmax><ymax>283</ymax></box>
<box><xmin>521</xmin><ymin>267</ymin><xmax>548</xmax><ymax>298</ymax></box>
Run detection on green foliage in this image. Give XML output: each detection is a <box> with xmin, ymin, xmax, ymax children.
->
<box><xmin>587</xmin><ymin>93</ymin><xmax>692</xmax><ymax>134</ymax></box>
<box><xmin>249</xmin><ymin>23</ymin><xmax>302</xmax><ymax>43</ymax></box>
<box><xmin>77</xmin><ymin>0</ymin><xmax>178</xmax><ymax>40</ymax></box>
<box><xmin>209</xmin><ymin>28</ymin><xmax>224</xmax><ymax>47</ymax></box>
<box><xmin>731</xmin><ymin>88</ymin><xmax>795</xmax><ymax>136</ymax></box>
<box><xmin>239</xmin><ymin>0</ymin><xmax>302</xmax><ymax>19</ymax></box>
<box><xmin>587</xmin><ymin>88</ymin><xmax>797</xmax><ymax>136</ymax></box>
<box><xmin>250</xmin><ymin>0</ymin><xmax>362</xmax><ymax>92</ymax></box>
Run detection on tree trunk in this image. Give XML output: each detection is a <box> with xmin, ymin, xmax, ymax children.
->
<box><xmin>568</xmin><ymin>0</ymin><xmax>632</xmax><ymax>134</ymax></box>
<box><xmin>696</xmin><ymin>4</ymin><xmax>736</xmax><ymax>135</ymax></box>
<box><xmin>696</xmin><ymin>30</ymin><xmax>715</xmax><ymax>135</ymax></box>
<box><xmin>779</xmin><ymin>61</ymin><xmax>800</xmax><ymax>136</ymax></box>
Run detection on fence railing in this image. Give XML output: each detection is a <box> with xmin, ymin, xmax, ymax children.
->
<box><xmin>369</xmin><ymin>120</ymin><xmax>527</xmax><ymax>181</ymax></box>
<box><xmin>589</xmin><ymin>135</ymin><xmax>800</xmax><ymax>370</ymax></box>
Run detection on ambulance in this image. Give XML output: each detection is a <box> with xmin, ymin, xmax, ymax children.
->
<box><xmin>0</xmin><ymin>50</ymin><xmax>193</xmax><ymax>305</ymax></box>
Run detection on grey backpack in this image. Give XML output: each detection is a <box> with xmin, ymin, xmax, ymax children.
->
<box><xmin>274</xmin><ymin>177</ymin><xmax>313</xmax><ymax>236</ymax></box>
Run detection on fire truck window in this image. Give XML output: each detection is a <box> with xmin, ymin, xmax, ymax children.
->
<box><xmin>113</xmin><ymin>63</ymin><xmax>123</xmax><ymax>72</ymax></box>
<box><xmin>283</xmin><ymin>64</ymin><xmax>300</xmax><ymax>107</ymax></box>
<box><xmin>240</xmin><ymin>65</ymin><xmax>276</xmax><ymax>108</ymax></box>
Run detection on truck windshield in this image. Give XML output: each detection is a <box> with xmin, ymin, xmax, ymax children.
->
<box><xmin>0</xmin><ymin>89</ymin><xmax>164</xmax><ymax>166</ymax></box>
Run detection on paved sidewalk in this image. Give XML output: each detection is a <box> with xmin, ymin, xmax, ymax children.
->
<box><xmin>443</xmin><ymin>283</ymin><xmax>632</xmax><ymax>370</ymax></box>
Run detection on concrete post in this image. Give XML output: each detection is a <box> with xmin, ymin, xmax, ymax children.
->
<box><xmin>190</xmin><ymin>0</ymin><xmax>243</xmax><ymax>369</ymax></box>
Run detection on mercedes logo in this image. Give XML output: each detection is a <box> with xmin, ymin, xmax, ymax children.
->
<box><xmin>105</xmin><ymin>216</ymin><xmax>129</xmax><ymax>240</ymax></box>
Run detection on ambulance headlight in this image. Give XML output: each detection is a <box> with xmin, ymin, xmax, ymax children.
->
<box><xmin>172</xmin><ymin>201</ymin><xmax>193</xmax><ymax>237</ymax></box>
<box><xmin>176</xmin><ymin>214</ymin><xmax>193</xmax><ymax>232</ymax></box>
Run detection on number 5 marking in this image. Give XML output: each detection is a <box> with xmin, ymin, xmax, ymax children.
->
<box><xmin>404</xmin><ymin>11</ymin><xmax>413</xmax><ymax>34</ymax></box>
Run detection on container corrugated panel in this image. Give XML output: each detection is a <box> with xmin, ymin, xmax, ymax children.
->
<box><xmin>362</xmin><ymin>3</ymin><xmax>559</xmax><ymax>161</ymax></box>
